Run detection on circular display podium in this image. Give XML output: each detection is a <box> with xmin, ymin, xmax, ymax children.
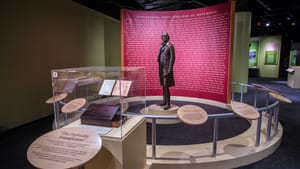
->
<box><xmin>141</xmin><ymin>104</ymin><xmax>180</xmax><ymax>124</ymax></box>
<box><xmin>27</xmin><ymin>127</ymin><xmax>102</xmax><ymax>169</ymax></box>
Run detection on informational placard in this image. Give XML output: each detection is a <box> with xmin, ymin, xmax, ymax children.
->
<box><xmin>122</xmin><ymin>2</ymin><xmax>233</xmax><ymax>103</ymax></box>
<box><xmin>45</xmin><ymin>93</ymin><xmax>68</xmax><ymax>104</ymax></box>
<box><xmin>112</xmin><ymin>80</ymin><xmax>132</xmax><ymax>97</ymax></box>
<box><xmin>61</xmin><ymin>98</ymin><xmax>86</xmax><ymax>114</ymax></box>
<box><xmin>265</xmin><ymin>51</ymin><xmax>278</xmax><ymax>65</ymax></box>
<box><xmin>177</xmin><ymin>105</ymin><xmax>208</xmax><ymax>125</ymax></box>
<box><xmin>98</xmin><ymin>80</ymin><xmax>116</xmax><ymax>96</ymax></box>
<box><xmin>230</xmin><ymin>101</ymin><xmax>259</xmax><ymax>120</ymax></box>
<box><xmin>27</xmin><ymin>127</ymin><xmax>102</xmax><ymax>169</ymax></box>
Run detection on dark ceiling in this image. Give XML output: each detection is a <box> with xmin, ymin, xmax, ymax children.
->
<box><xmin>74</xmin><ymin>0</ymin><xmax>300</xmax><ymax>41</ymax></box>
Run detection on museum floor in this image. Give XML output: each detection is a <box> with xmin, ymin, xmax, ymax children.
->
<box><xmin>0</xmin><ymin>77</ymin><xmax>300</xmax><ymax>169</ymax></box>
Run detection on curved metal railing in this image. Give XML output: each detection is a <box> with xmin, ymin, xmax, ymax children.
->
<box><xmin>146</xmin><ymin>82</ymin><xmax>281</xmax><ymax>159</ymax></box>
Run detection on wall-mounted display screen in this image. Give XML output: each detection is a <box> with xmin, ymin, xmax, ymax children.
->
<box><xmin>122</xmin><ymin>2</ymin><xmax>233</xmax><ymax>103</ymax></box>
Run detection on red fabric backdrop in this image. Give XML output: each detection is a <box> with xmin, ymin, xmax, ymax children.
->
<box><xmin>122</xmin><ymin>2</ymin><xmax>232</xmax><ymax>103</ymax></box>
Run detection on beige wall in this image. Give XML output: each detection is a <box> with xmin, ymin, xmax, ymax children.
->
<box><xmin>104</xmin><ymin>17</ymin><xmax>121</xmax><ymax>66</ymax></box>
<box><xmin>0</xmin><ymin>0</ymin><xmax>121</xmax><ymax>132</ymax></box>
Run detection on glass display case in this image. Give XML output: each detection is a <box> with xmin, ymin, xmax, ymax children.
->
<box><xmin>48</xmin><ymin>66</ymin><xmax>146</xmax><ymax>138</ymax></box>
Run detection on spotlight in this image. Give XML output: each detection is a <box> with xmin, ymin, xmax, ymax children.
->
<box><xmin>291</xmin><ymin>22</ymin><xmax>296</xmax><ymax>26</ymax></box>
<box><xmin>265</xmin><ymin>22</ymin><xmax>270</xmax><ymax>27</ymax></box>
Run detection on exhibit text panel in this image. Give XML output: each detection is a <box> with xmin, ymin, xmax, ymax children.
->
<box><xmin>122</xmin><ymin>2</ymin><xmax>232</xmax><ymax>103</ymax></box>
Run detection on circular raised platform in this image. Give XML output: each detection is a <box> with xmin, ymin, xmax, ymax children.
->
<box><xmin>140</xmin><ymin>96</ymin><xmax>282</xmax><ymax>169</ymax></box>
<box><xmin>177</xmin><ymin>105</ymin><xmax>208</xmax><ymax>125</ymax></box>
<box><xmin>145</xmin><ymin>117</ymin><xmax>282</xmax><ymax>169</ymax></box>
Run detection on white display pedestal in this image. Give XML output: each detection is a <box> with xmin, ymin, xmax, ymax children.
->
<box><xmin>66</xmin><ymin>116</ymin><xmax>146</xmax><ymax>169</ymax></box>
<box><xmin>287</xmin><ymin>66</ymin><xmax>300</xmax><ymax>88</ymax></box>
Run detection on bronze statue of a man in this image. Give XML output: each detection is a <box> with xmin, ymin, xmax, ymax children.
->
<box><xmin>157</xmin><ymin>32</ymin><xmax>175</xmax><ymax>110</ymax></box>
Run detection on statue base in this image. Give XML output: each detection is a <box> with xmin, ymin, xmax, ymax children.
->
<box><xmin>141</xmin><ymin>104</ymin><xmax>180</xmax><ymax>124</ymax></box>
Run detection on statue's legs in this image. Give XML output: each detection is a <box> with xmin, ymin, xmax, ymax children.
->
<box><xmin>164</xmin><ymin>86</ymin><xmax>170</xmax><ymax>110</ymax></box>
<box><xmin>160</xmin><ymin>87</ymin><xmax>166</xmax><ymax>106</ymax></box>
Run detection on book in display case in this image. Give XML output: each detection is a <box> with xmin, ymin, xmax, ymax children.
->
<box><xmin>48</xmin><ymin>66</ymin><xmax>146</xmax><ymax>139</ymax></box>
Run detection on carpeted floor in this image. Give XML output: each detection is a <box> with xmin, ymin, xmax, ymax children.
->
<box><xmin>0</xmin><ymin>77</ymin><xmax>299</xmax><ymax>169</ymax></box>
<box><xmin>237</xmin><ymin>78</ymin><xmax>300</xmax><ymax>169</ymax></box>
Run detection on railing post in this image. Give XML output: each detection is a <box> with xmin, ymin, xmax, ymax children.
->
<box><xmin>265</xmin><ymin>92</ymin><xmax>271</xmax><ymax>141</ymax></box>
<box><xmin>256</xmin><ymin>111</ymin><xmax>262</xmax><ymax>147</ymax></box>
<box><xmin>53</xmin><ymin>102</ymin><xmax>60</xmax><ymax>129</ymax></box>
<box><xmin>267</xmin><ymin>107</ymin><xmax>274</xmax><ymax>141</ymax></box>
<box><xmin>240</xmin><ymin>85</ymin><xmax>244</xmax><ymax>102</ymax></box>
<box><xmin>254</xmin><ymin>88</ymin><xmax>257</xmax><ymax>108</ymax></box>
<box><xmin>212</xmin><ymin>118</ymin><xmax>219</xmax><ymax>157</ymax></box>
<box><xmin>274</xmin><ymin>105</ymin><xmax>280</xmax><ymax>132</ymax></box>
<box><xmin>152</xmin><ymin>118</ymin><xmax>157</xmax><ymax>159</ymax></box>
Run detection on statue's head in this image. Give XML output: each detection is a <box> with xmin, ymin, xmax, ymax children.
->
<box><xmin>161</xmin><ymin>32</ymin><xmax>169</xmax><ymax>42</ymax></box>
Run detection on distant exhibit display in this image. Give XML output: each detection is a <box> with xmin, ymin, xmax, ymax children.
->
<box><xmin>122</xmin><ymin>2</ymin><xmax>232</xmax><ymax>103</ymax></box>
<box><xmin>249</xmin><ymin>40</ymin><xmax>259</xmax><ymax>67</ymax></box>
<box><xmin>289</xmin><ymin>50</ymin><xmax>300</xmax><ymax>66</ymax></box>
<box><xmin>265</xmin><ymin>50</ymin><xmax>278</xmax><ymax>65</ymax></box>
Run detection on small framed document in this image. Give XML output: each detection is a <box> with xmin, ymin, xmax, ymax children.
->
<box><xmin>98</xmin><ymin>80</ymin><xmax>116</xmax><ymax>96</ymax></box>
<box><xmin>112</xmin><ymin>80</ymin><xmax>132</xmax><ymax>97</ymax></box>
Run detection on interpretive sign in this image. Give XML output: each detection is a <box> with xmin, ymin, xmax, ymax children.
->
<box><xmin>122</xmin><ymin>2</ymin><xmax>233</xmax><ymax>103</ymax></box>
<box><xmin>27</xmin><ymin>127</ymin><xmax>101</xmax><ymax>169</ymax></box>
<box><xmin>230</xmin><ymin>101</ymin><xmax>259</xmax><ymax>120</ymax></box>
<box><xmin>61</xmin><ymin>98</ymin><xmax>86</xmax><ymax>113</ymax></box>
<box><xmin>45</xmin><ymin>93</ymin><xmax>68</xmax><ymax>104</ymax></box>
<box><xmin>177</xmin><ymin>105</ymin><xmax>208</xmax><ymax>125</ymax></box>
